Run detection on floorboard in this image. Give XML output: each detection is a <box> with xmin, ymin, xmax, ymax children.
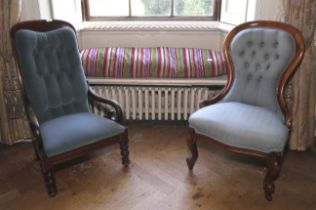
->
<box><xmin>0</xmin><ymin>121</ymin><xmax>316</xmax><ymax>210</ymax></box>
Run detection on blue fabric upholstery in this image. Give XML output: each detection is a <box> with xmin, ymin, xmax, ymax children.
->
<box><xmin>189</xmin><ymin>102</ymin><xmax>289</xmax><ymax>153</ymax></box>
<box><xmin>40</xmin><ymin>113</ymin><xmax>126</xmax><ymax>157</ymax></box>
<box><xmin>15</xmin><ymin>27</ymin><xmax>89</xmax><ymax>124</ymax></box>
<box><xmin>223</xmin><ymin>28</ymin><xmax>296</xmax><ymax>119</ymax></box>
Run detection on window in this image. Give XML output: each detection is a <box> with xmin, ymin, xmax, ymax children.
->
<box><xmin>220</xmin><ymin>0</ymin><xmax>253</xmax><ymax>25</ymax></box>
<box><xmin>83</xmin><ymin>0</ymin><xmax>221</xmax><ymax>21</ymax></box>
<box><xmin>50</xmin><ymin>0</ymin><xmax>82</xmax><ymax>24</ymax></box>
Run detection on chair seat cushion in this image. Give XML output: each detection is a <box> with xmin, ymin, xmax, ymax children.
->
<box><xmin>189</xmin><ymin>102</ymin><xmax>289</xmax><ymax>153</ymax></box>
<box><xmin>40</xmin><ymin>113</ymin><xmax>126</xmax><ymax>157</ymax></box>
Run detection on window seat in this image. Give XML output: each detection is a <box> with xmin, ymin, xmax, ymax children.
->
<box><xmin>80</xmin><ymin>47</ymin><xmax>227</xmax><ymax>120</ymax></box>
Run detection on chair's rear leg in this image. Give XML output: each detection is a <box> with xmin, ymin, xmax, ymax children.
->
<box><xmin>120</xmin><ymin>130</ymin><xmax>130</xmax><ymax>167</ymax></box>
<box><xmin>44</xmin><ymin>169</ymin><xmax>57</xmax><ymax>197</ymax></box>
<box><xmin>32</xmin><ymin>140</ymin><xmax>40</xmax><ymax>161</ymax></box>
<box><xmin>263</xmin><ymin>152</ymin><xmax>282</xmax><ymax>201</ymax></box>
<box><xmin>186</xmin><ymin>128</ymin><xmax>198</xmax><ymax>170</ymax></box>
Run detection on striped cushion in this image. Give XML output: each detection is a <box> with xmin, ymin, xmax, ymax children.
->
<box><xmin>80</xmin><ymin>48</ymin><xmax>227</xmax><ymax>79</ymax></box>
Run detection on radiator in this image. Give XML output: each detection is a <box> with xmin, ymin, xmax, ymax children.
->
<box><xmin>91</xmin><ymin>86</ymin><xmax>219</xmax><ymax>120</ymax></box>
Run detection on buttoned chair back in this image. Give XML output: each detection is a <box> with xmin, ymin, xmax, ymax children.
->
<box><xmin>15</xmin><ymin>26</ymin><xmax>89</xmax><ymax>123</ymax></box>
<box><xmin>223</xmin><ymin>27</ymin><xmax>297</xmax><ymax>119</ymax></box>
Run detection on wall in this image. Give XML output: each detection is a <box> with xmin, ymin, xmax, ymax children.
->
<box><xmin>254</xmin><ymin>0</ymin><xmax>284</xmax><ymax>21</ymax></box>
<box><xmin>20</xmin><ymin>0</ymin><xmax>41</xmax><ymax>20</ymax></box>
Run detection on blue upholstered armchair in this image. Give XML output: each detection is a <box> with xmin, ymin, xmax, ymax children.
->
<box><xmin>187</xmin><ymin>21</ymin><xmax>304</xmax><ymax>201</ymax></box>
<box><xmin>10</xmin><ymin>20</ymin><xmax>129</xmax><ymax>196</ymax></box>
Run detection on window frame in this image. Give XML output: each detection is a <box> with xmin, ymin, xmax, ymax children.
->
<box><xmin>82</xmin><ymin>0</ymin><xmax>221</xmax><ymax>21</ymax></box>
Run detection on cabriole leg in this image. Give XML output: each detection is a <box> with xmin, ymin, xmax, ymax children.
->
<box><xmin>263</xmin><ymin>152</ymin><xmax>282</xmax><ymax>201</ymax></box>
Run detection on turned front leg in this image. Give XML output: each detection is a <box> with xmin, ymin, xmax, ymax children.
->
<box><xmin>120</xmin><ymin>130</ymin><xmax>130</xmax><ymax>168</ymax></box>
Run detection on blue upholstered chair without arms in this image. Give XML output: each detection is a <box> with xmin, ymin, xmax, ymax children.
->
<box><xmin>187</xmin><ymin>21</ymin><xmax>304</xmax><ymax>201</ymax></box>
<box><xmin>10</xmin><ymin>20</ymin><xmax>130</xmax><ymax>196</ymax></box>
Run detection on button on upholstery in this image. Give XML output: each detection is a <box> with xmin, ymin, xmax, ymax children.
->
<box><xmin>273</xmin><ymin>42</ymin><xmax>279</xmax><ymax>48</ymax></box>
<box><xmin>246</xmin><ymin>74</ymin><xmax>252</xmax><ymax>81</ymax></box>
<box><xmin>257</xmin><ymin>76</ymin><xmax>262</xmax><ymax>82</ymax></box>
<box><xmin>239</xmin><ymin>50</ymin><xmax>245</xmax><ymax>56</ymax></box>
<box><xmin>244</xmin><ymin>62</ymin><xmax>250</xmax><ymax>69</ymax></box>
<box><xmin>247</xmin><ymin>41</ymin><xmax>253</xmax><ymax>47</ymax></box>
<box><xmin>264</xmin><ymin>53</ymin><xmax>270</xmax><ymax>60</ymax></box>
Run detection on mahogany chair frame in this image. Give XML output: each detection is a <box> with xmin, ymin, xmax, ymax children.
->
<box><xmin>10</xmin><ymin>20</ymin><xmax>129</xmax><ymax>196</ymax></box>
<box><xmin>186</xmin><ymin>21</ymin><xmax>305</xmax><ymax>201</ymax></box>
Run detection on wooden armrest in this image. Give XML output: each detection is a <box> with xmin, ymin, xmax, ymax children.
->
<box><xmin>199</xmin><ymin>93</ymin><xmax>225</xmax><ymax>108</ymax></box>
<box><xmin>24</xmin><ymin>96</ymin><xmax>40</xmax><ymax>139</ymax></box>
<box><xmin>283</xmin><ymin>107</ymin><xmax>292</xmax><ymax>128</ymax></box>
<box><xmin>87</xmin><ymin>86</ymin><xmax>124</xmax><ymax>124</ymax></box>
<box><xmin>199</xmin><ymin>79</ymin><xmax>232</xmax><ymax>108</ymax></box>
<box><xmin>25</xmin><ymin>104</ymin><xmax>40</xmax><ymax>138</ymax></box>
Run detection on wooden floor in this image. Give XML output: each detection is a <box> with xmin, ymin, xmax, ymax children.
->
<box><xmin>1</xmin><ymin>121</ymin><xmax>316</xmax><ymax>210</ymax></box>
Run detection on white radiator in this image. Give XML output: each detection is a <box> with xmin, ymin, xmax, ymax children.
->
<box><xmin>91</xmin><ymin>86</ymin><xmax>219</xmax><ymax>120</ymax></box>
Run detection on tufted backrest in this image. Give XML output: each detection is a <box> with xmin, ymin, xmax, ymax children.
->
<box><xmin>15</xmin><ymin>27</ymin><xmax>89</xmax><ymax>124</ymax></box>
<box><xmin>223</xmin><ymin>27</ymin><xmax>296</xmax><ymax>118</ymax></box>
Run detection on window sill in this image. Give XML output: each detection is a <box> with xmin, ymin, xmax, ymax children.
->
<box><xmin>75</xmin><ymin>21</ymin><xmax>234</xmax><ymax>33</ymax></box>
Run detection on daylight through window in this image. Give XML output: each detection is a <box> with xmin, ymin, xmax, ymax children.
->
<box><xmin>83</xmin><ymin>0</ymin><xmax>221</xmax><ymax>21</ymax></box>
